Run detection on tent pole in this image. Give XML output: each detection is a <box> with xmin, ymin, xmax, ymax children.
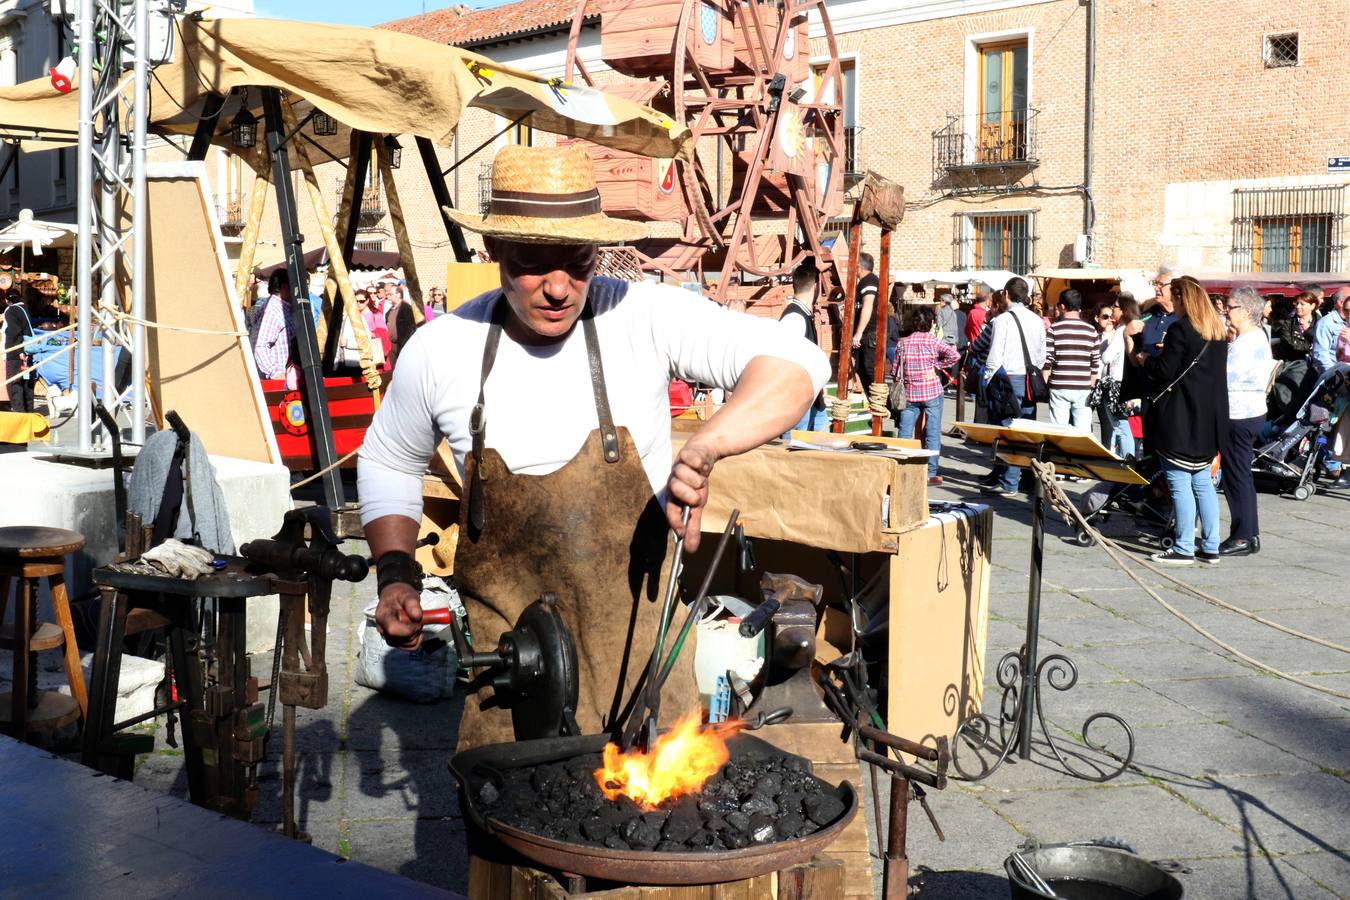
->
<box><xmin>74</xmin><ymin>0</ymin><xmax>95</xmax><ymax>452</ymax></box>
<box><xmin>187</xmin><ymin>93</ymin><xmax>225</xmax><ymax>163</ymax></box>
<box><xmin>378</xmin><ymin>136</ymin><xmax>425</xmax><ymax>325</ymax></box>
<box><xmin>129</xmin><ymin>0</ymin><xmax>150</xmax><ymax>445</ymax></box>
<box><xmin>325</xmin><ymin>131</ymin><xmax>370</xmax><ymax>370</ymax></box>
<box><xmin>262</xmin><ymin>88</ymin><xmax>342</xmax><ymax>511</ymax></box>
<box><xmin>416</xmin><ymin>136</ymin><xmax>471</xmax><ymax>263</ymax></box>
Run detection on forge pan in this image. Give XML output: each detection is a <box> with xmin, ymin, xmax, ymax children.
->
<box><xmin>450</xmin><ymin>731</ymin><xmax>858</xmax><ymax>886</ymax></box>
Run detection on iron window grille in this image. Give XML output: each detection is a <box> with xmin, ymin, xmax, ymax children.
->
<box><xmin>844</xmin><ymin>125</ymin><xmax>864</xmax><ymax>179</ymax></box>
<box><xmin>953</xmin><ymin>211</ymin><xmax>1037</xmax><ymax>275</ymax></box>
<box><xmin>478</xmin><ymin>162</ymin><xmax>494</xmax><ymax>217</ymax></box>
<box><xmin>1264</xmin><ymin>32</ymin><xmax>1299</xmax><ymax>68</ymax></box>
<box><xmin>1232</xmin><ymin>185</ymin><xmax>1345</xmax><ymax>273</ymax></box>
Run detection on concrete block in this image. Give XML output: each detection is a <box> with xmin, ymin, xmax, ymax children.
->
<box><xmin>0</xmin><ymin>450</ymin><xmax>291</xmax><ymax>652</ymax></box>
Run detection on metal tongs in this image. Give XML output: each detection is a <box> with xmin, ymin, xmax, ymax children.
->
<box><xmin>618</xmin><ymin>506</ymin><xmax>740</xmax><ymax>751</ymax></box>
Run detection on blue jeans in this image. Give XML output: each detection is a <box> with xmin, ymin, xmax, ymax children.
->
<box><xmin>1099</xmin><ymin>408</ymin><xmax>1136</xmax><ymax>459</ymax></box>
<box><xmin>1161</xmin><ymin>459</ymin><xmax>1220</xmax><ymax>556</ymax></box>
<box><xmin>784</xmin><ymin>404</ymin><xmax>825</xmax><ymax>438</ymax></box>
<box><xmin>898</xmin><ymin>395</ymin><xmax>943</xmax><ymax>478</ymax></box>
<box><xmin>990</xmin><ymin>375</ymin><xmax>1037</xmax><ymax>491</ymax></box>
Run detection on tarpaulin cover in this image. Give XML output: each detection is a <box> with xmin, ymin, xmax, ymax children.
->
<box><xmin>0</xmin><ymin>17</ymin><xmax>692</xmax><ymax>163</ymax></box>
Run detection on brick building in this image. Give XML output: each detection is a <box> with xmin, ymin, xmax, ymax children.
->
<box><xmin>238</xmin><ymin>0</ymin><xmax>1350</xmax><ymax>296</ymax></box>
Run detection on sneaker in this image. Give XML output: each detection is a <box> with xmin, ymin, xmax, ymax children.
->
<box><xmin>980</xmin><ymin>485</ymin><xmax>1018</xmax><ymax>498</ymax></box>
<box><xmin>1196</xmin><ymin>549</ymin><xmax>1221</xmax><ymax>566</ymax></box>
<box><xmin>1151</xmin><ymin>548</ymin><xmax>1194</xmax><ymax>566</ymax></box>
<box><xmin>928</xmin><ymin>475</ymin><xmax>944</xmax><ymax>487</ymax></box>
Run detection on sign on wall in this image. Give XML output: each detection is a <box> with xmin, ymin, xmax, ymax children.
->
<box><xmin>1328</xmin><ymin>157</ymin><xmax>1350</xmax><ymax>172</ymax></box>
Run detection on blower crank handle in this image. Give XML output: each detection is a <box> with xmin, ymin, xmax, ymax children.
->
<box><xmin>366</xmin><ymin>532</ymin><xmax>439</xmax><ymax>566</ymax></box>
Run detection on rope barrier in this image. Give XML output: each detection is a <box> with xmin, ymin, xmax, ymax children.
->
<box><xmin>866</xmin><ymin>382</ymin><xmax>889</xmax><ymax>417</ymax></box>
<box><xmin>289</xmin><ymin>447</ymin><xmax>361</xmax><ymax>491</ymax></box>
<box><xmin>2</xmin><ymin>342</ymin><xmax>79</xmax><ymax>387</ymax></box>
<box><xmin>2</xmin><ymin>322</ymin><xmax>77</xmax><ymax>356</ymax></box>
<box><xmin>1027</xmin><ymin>459</ymin><xmax>1350</xmax><ymax>702</ymax></box>
<box><xmin>111</xmin><ymin>310</ymin><xmax>247</xmax><ymax>338</ymax></box>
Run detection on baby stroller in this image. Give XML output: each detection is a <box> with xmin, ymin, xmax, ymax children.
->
<box><xmin>1253</xmin><ymin>362</ymin><xmax>1350</xmax><ymax>500</ymax></box>
<box><xmin>1072</xmin><ymin>454</ymin><xmax>1176</xmax><ymax>549</ymax></box>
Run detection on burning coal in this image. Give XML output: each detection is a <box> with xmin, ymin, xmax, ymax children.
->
<box><xmin>596</xmin><ymin>713</ymin><xmax>743</xmax><ymax>809</ymax></box>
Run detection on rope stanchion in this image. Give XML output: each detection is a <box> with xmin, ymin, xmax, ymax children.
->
<box><xmin>866</xmin><ymin>382</ymin><xmax>889</xmax><ymax>418</ymax></box>
<box><xmin>1029</xmin><ymin>459</ymin><xmax>1350</xmax><ymax>702</ymax></box>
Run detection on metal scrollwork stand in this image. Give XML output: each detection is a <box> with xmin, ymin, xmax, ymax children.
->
<box><xmin>953</xmin><ymin>439</ymin><xmax>1135</xmax><ymax>783</ymax></box>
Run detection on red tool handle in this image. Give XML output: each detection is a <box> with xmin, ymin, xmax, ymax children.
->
<box><xmin>421</xmin><ymin>607</ymin><xmax>453</xmax><ymax>625</ymax></box>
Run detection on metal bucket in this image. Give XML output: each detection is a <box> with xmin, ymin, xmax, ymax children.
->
<box><xmin>1006</xmin><ymin>844</ymin><xmax>1184</xmax><ymax>900</ymax></box>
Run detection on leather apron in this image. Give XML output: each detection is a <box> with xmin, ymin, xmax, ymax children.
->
<box><xmin>452</xmin><ymin>296</ymin><xmax>699</xmax><ymax>751</ymax></box>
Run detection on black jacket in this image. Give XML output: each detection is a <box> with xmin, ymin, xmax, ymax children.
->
<box><xmin>1270</xmin><ymin>315</ymin><xmax>1314</xmax><ymax>362</ymax></box>
<box><xmin>1139</xmin><ymin>317</ymin><xmax>1228</xmax><ymax>465</ymax></box>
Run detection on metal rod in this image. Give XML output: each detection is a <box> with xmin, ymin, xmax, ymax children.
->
<box><xmin>657</xmin><ymin>508</ymin><xmax>741</xmax><ymax>684</ymax></box>
<box><xmin>858</xmin><ymin>749</ymin><xmax>946</xmax><ymax>790</ymax></box>
<box><xmin>1017</xmin><ymin>454</ymin><xmax>1047</xmax><ymax>760</ymax></box>
<box><xmin>129</xmin><ymin>0</ymin><xmax>149</xmax><ymax>446</ymax></box>
<box><xmin>858</xmin><ymin>723</ymin><xmax>940</xmax><ymax>762</ymax></box>
<box><xmin>882</xmin><ymin>774</ymin><xmax>910</xmax><ymax>899</ymax></box>
<box><xmin>187</xmin><ymin>93</ymin><xmax>226</xmax><ymax>162</ymax></box>
<box><xmin>75</xmin><ymin>0</ymin><xmax>95</xmax><ymax>451</ymax></box>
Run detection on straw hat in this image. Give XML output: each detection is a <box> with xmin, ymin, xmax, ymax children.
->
<box><xmin>443</xmin><ymin>145</ymin><xmax>648</xmax><ymax>245</ymax></box>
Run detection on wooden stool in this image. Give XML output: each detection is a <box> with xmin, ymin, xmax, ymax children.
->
<box><xmin>0</xmin><ymin>526</ymin><xmax>88</xmax><ymax>739</ymax></box>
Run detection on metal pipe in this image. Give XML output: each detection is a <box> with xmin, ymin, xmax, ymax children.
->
<box><xmin>1082</xmin><ymin>0</ymin><xmax>1096</xmax><ymax>254</ymax></box>
<box><xmin>75</xmin><ymin>0</ymin><xmax>95</xmax><ymax>451</ymax></box>
<box><xmin>1017</xmin><ymin>462</ymin><xmax>1047</xmax><ymax>760</ymax></box>
<box><xmin>99</xmin><ymin>116</ymin><xmax>119</xmax><ymax>449</ymax></box>
<box><xmin>130</xmin><ymin>0</ymin><xmax>149</xmax><ymax>445</ymax></box>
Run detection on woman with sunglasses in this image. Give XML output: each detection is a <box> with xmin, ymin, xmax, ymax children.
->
<box><xmin>1219</xmin><ymin>286</ymin><xmax>1272</xmax><ymax>557</ymax></box>
<box><xmin>1094</xmin><ymin>302</ymin><xmax>1135</xmax><ymax>458</ymax></box>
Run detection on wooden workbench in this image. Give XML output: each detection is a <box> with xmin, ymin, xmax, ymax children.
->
<box><xmin>0</xmin><ymin>736</ymin><xmax>461</xmax><ymax>898</ymax></box>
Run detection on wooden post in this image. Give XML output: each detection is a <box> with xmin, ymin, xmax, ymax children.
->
<box><xmin>831</xmin><ymin>206</ymin><xmax>864</xmax><ymax>434</ymax></box>
<box><xmin>233</xmin><ymin>144</ymin><xmax>271</xmax><ymax>305</ymax></box>
<box><xmin>377</xmin><ymin>137</ymin><xmax>426</xmax><ymax>326</ymax></box>
<box><xmin>870</xmin><ymin>228</ymin><xmax>892</xmax><ymax>436</ymax></box>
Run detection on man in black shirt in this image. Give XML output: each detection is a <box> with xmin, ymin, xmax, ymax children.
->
<box><xmin>851</xmin><ymin>252</ymin><xmax>880</xmax><ymax>391</ymax></box>
<box><xmin>3</xmin><ymin>289</ymin><xmax>36</xmax><ymax>413</ymax></box>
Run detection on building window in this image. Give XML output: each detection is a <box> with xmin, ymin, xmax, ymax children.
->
<box><xmin>509</xmin><ymin>119</ymin><xmax>532</xmax><ymax>147</ymax></box>
<box><xmin>977</xmin><ymin>39</ymin><xmax>1029</xmax><ymax>163</ymax></box>
<box><xmin>813</xmin><ymin>58</ymin><xmax>858</xmax><ymax>176</ymax></box>
<box><xmin>955</xmin><ymin>211</ymin><xmax>1035</xmax><ymax>275</ymax></box>
<box><xmin>1264</xmin><ymin>32</ymin><xmax>1299</xmax><ymax>68</ymax></box>
<box><xmin>1233</xmin><ymin>186</ymin><xmax>1344</xmax><ymax>273</ymax></box>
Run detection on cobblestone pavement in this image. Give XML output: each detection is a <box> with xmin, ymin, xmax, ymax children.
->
<box><xmin>132</xmin><ymin>403</ymin><xmax>1350</xmax><ymax>898</ymax></box>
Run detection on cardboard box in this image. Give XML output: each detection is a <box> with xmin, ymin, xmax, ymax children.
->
<box><xmin>887</xmin><ymin>504</ymin><xmax>994</xmax><ymax>758</ymax></box>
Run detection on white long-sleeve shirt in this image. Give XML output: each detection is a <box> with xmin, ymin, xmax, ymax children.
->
<box><xmin>358</xmin><ymin>277</ymin><xmax>831</xmax><ymax>525</ymax></box>
<box><xmin>982</xmin><ymin>303</ymin><xmax>1046</xmax><ymax>381</ymax></box>
<box><xmin>1099</xmin><ymin>327</ymin><xmax>1127</xmax><ymax>382</ymax></box>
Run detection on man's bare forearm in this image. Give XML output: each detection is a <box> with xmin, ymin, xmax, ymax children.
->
<box><xmin>364</xmin><ymin>514</ymin><xmax>421</xmax><ymax>561</ymax></box>
<box><xmin>693</xmin><ymin>356</ymin><xmax>814</xmax><ymax>458</ymax></box>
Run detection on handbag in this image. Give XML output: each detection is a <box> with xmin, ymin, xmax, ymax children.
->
<box><xmin>887</xmin><ymin>334</ymin><xmax>907</xmax><ymax>412</ymax></box>
<box><xmin>1009</xmin><ymin>311</ymin><xmax>1050</xmax><ymax>403</ymax></box>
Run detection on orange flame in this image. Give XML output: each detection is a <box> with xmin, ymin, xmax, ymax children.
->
<box><xmin>595</xmin><ymin>713</ymin><xmax>744</xmax><ymax>809</ymax></box>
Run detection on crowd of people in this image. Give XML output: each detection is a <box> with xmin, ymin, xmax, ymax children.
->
<box><xmin>247</xmin><ymin>270</ymin><xmax>448</xmax><ymax>385</ymax></box>
<box><xmin>787</xmin><ymin>261</ymin><xmax>1350</xmax><ymax>569</ymax></box>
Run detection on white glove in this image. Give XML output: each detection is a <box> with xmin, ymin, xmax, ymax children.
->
<box><xmin>141</xmin><ymin>539</ymin><xmax>216</xmax><ymax>579</ymax></box>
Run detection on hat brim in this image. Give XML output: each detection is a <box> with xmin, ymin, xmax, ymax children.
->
<box><xmin>443</xmin><ymin>206</ymin><xmax>647</xmax><ymax>245</ymax></box>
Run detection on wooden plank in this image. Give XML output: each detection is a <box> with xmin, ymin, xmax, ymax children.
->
<box><xmin>777</xmin><ymin>859</ymin><xmax>844</xmax><ymax>900</ymax></box>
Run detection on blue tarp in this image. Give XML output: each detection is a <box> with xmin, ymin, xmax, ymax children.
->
<box><xmin>29</xmin><ymin>334</ymin><xmax>120</xmax><ymax>397</ymax></box>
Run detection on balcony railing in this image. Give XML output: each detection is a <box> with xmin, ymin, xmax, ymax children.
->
<box><xmin>217</xmin><ymin>197</ymin><xmax>245</xmax><ymax>235</ymax></box>
<box><xmin>479</xmin><ymin>163</ymin><xmax>493</xmax><ymax>217</ymax></box>
<box><xmin>333</xmin><ymin>179</ymin><xmax>386</xmax><ymax>227</ymax></box>
<box><xmin>932</xmin><ymin>108</ymin><xmax>1040</xmax><ymax>184</ymax></box>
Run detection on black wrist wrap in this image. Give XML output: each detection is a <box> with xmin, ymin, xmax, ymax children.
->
<box><xmin>376</xmin><ymin>550</ymin><xmax>423</xmax><ymax>595</ymax></box>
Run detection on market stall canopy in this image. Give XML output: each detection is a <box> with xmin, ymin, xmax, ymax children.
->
<box><xmin>0</xmin><ymin>210</ymin><xmax>78</xmax><ymax>254</ymax></box>
<box><xmin>0</xmin><ymin>17</ymin><xmax>692</xmax><ymax>162</ymax></box>
<box><xmin>889</xmin><ymin>270</ymin><xmax>1021</xmax><ymax>289</ymax></box>
<box><xmin>255</xmin><ymin>246</ymin><xmax>401</xmax><ymax>278</ymax></box>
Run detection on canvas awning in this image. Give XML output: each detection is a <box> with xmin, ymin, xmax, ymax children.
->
<box><xmin>0</xmin><ymin>212</ymin><xmax>78</xmax><ymax>254</ymax></box>
<box><xmin>254</xmin><ymin>246</ymin><xmax>402</xmax><ymax>277</ymax></box>
<box><xmin>0</xmin><ymin>17</ymin><xmax>692</xmax><ymax>162</ymax></box>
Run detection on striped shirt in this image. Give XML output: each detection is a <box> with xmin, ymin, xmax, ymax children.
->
<box><xmin>1044</xmin><ymin>318</ymin><xmax>1100</xmax><ymax>389</ymax></box>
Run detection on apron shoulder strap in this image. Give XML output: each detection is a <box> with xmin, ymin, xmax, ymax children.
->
<box><xmin>580</xmin><ymin>302</ymin><xmax>621</xmax><ymax>465</ymax></box>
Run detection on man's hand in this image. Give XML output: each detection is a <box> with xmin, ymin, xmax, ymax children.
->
<box><xmin>667</xmin><ymin>438</ymin><xmax>718</xmax><ymax>552</ymax></box>
<box><xmin>375</xmin><ymin>582</ymin><xmax>425</xmax><ymax>651</ymax></box>
<box><xmin>851</xmin><ymin>337</ymin><xmax>862</xmax><ymax>350</ymax></box>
